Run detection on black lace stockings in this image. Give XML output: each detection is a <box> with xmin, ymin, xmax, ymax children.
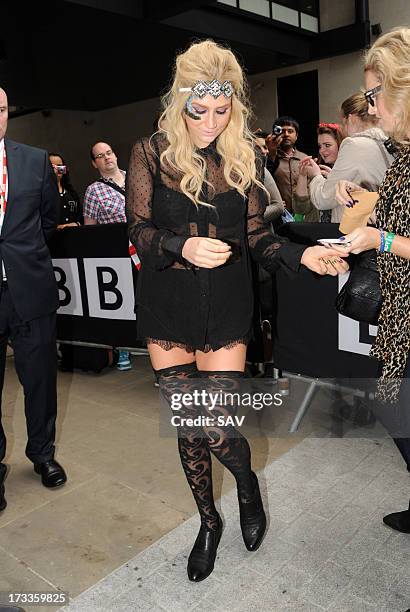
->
<box><xmin>158</xmin><ymin>363</ymin><xmax>219</xmax><ymax>530</ymax></box>
<box><xmin>200</xmin><ymin>371</ymin><xmax>254</xmax><ymax>501</ymax></box>
<box><xmin>157</xmin><ymin>365</ymin><xmax>254</xmax><ymax>530</ymax></box>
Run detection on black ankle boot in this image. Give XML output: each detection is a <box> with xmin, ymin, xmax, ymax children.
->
<box><xmin>238</xmin><ymin>472</ymin><xmax>266</xmax><ymax>551</ymax></box>
<box><xmin>383</xmin><ymin>501</ymin><xmax>410</xmax><ymax>534</ymax></box>
<box><xmin>0</xmin><ymin>463</ymin><xmax>7</xmax><ymax>512</ymax></box>
<box><xmin>187</xmin><ymin>515</ymin><xmax>223</xmax><ymax>582</ymax></box>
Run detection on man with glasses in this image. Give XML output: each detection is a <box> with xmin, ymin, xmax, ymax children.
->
<box><xmin>84</xmin><ymin>142</ymin><xmax>131</xmax><ymax>370</ymax></box>
<box><xmin>84</xmin><ymin>142</ymin><xmax>127</xmax><ymax>225</ymax></box>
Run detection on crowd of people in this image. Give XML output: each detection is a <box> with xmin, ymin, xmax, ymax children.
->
<box><xmin>0</xmin><ymin>24</ymin><xmax>408</xmax><ymax>591</ymax></box>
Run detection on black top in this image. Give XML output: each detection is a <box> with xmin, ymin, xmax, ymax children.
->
<box><xmin>57</xmin><ymin>189</ymin><xmax>83</xmax><ymax>225</ymax></box>
<box><xmin>126</xmin><ymin>133</ymin><xmax>306</xmax><ymax>352</ymax></box>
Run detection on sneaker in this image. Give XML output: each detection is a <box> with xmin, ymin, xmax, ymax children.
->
<box><xmin>117</xmin><ymin>350</ymin><xmax>132</xmax><ymax>371</ymax></box>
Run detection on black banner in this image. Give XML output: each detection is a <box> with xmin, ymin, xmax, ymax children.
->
<box><xmin>49</xmin><ymin>222</ymin><xmax>379</xmax><ymax>377</ymax></box>
<box><xmin>274</xmin><ymin>223</ymin><xmax>378</xmax><ymax>379</ymax></box>
<box><xmin>49</xmin><ymin>223</ymin><xmax>140</xmax><ymax>348</ymax></box>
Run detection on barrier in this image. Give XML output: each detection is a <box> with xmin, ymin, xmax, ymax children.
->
<box><xmin>49</xmin><ymin>222</ymin><xmax>380</xmax><ymax>377</ymax></box>
<box><xmin>49</xmin><ymin>223</ymin><xmax>140</xmax><ymax>349</ymax></box>
<box><xmin>274</xmin><ymin>222</ymin><xmax>378</xmax><ymax>379</ymax></box>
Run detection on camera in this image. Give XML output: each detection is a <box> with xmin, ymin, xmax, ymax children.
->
<box><xmin>55</xmin><ymin>165</ymin><xmax>67</xmax><ymax>174</ymax></box>
<box><xmin>272</xmin><ymin>124</ymin><xmax>283</xmax><ymax>136</ymax></box>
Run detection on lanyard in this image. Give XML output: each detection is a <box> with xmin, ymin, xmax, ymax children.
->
<box><xmin>0</xmin><ymin>148</ymin><xmax>7</xmax><ymax>213</ymax></box>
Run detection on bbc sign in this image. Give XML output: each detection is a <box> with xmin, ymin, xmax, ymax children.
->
<box><xmin>53</xmin><ymin>258</ymin><xmax>136</xmax><ymax>321</ymax></box>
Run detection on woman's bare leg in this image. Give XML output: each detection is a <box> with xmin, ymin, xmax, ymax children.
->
<box><xmin>148</xmin><ymin>343</ymin><xmax>196</xmax><ymax>370</ymax></box>
<box><xmin>195</xmin><ymin>344</ymin><xmax>247</xmax><ymax>372</ymax></box>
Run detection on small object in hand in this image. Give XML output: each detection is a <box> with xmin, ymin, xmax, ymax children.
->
<box><xmin>346</xmin><ymin>186</ymin><xmax>359</xmax><ymax>207</ymax></box>
<box><xmin>278</xmin><ymin>377</ymin><xmax>290</xmax><ymax>396</ymax></box>
<box><xmin>317</xmin><ymin>238</ymin><xmax>350</xmax><ymax>247</ymax></box>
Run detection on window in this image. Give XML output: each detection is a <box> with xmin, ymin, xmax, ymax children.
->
<box><xmin>300</xmin><ymin>13</ymin><xmax>319</xmax><ymax>32</ymax></box>
<box><xmin>239</xmin><ymin>0</ymin><xmax>270</xmax><ymax>18</ymax></box>
<box><xmin>216</xmin><ymin>0</ymin><xmax>320</xmax><ymax>32</ymax></box>
<box><xmin>272</xmin><ymin>2</ymin><xmax>299</xmax><ymax>27</ymax></box>
<box><xmin>299</xmin><ymin>0</ymin><xmax>318</xmax><ymax>16</ymax></box>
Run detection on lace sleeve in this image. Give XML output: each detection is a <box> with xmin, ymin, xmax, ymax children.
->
<box><xmin>247</xmin><ymin>162</ymin><xmax>306</xmax><ymax>274</ymax></box>
<box><xmin>126</xmin><ymin>139</ymin><xmax>189</xmax><ymax>270</ymax></box>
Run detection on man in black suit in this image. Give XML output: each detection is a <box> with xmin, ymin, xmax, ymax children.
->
<box><xmin>0</xmin><ymin>87</ymin><xmax>66</xmax><ymax>513</ymax></box>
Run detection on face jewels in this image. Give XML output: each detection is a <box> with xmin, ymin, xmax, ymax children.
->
<box><xmin>185</xmin><ymin>94</ymin><xmax>201</xmax><ymax>120</ymax></box>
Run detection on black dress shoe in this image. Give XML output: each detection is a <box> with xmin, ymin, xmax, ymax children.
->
<box><xmin>383</xmin><ymin>502</ymin><xmax>410</xmax><ymax>534</ymax></box>
<box><xmin>0</xmin><ymin>463</ymin><xmax>7</xmax><ymax>512</ymax></box>
<box><xmin>187</xmin><ymin>516</ymin><xmax>223</xmax><ymax>582</ymax></box>
<box><xmin>238</xmin><ymin>472</ymin><xmax>267</xmax><ymax>551</ymax></box>
<box><xmin>34</xmin><ymin>459</ymin><xmax>67</xmax><ymax>488</ymax></box>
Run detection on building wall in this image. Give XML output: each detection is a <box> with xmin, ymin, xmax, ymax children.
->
<box><xmin>7</xmin><ymin>98</ymin><xmax>161</xmax><ymax>196</ymax></box>
<box><xmin>248</xmin><ymin>0</ymin><xmax>409</xmax><ymax>132</ymax></box>
<box><xmin>320</xmin><ymin>0</ymin><xmax>356</xmax><ymax>32</ymax></box>
<box><xmin>6</xmin><ymin>0</ymin><xmax>410</xmax><ymax>194</ymax></box>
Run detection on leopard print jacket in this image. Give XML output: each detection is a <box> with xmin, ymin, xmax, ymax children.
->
<box><xmin>371</xmin><ymin>145</ymin><xmax>410</xmax><ymax>401</ymax></box>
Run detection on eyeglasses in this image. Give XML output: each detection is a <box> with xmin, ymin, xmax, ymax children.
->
<box><xmin>93</xmin><ymin>149</ymin><xmax>113</xmax><ymax>160</ymax></box>
<box><xmin>364</xmin><ymin>84</ymin><xmax>382</xmax><ymax>107</ymax></box>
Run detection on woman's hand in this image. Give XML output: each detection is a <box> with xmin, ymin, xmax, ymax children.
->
<box><xmin>298</xmin><ymin>158</ymin><xmax>310</xmax><ymax>178</ymax></box>
<box><xmin>299</xmin><ymin>157</ymin><xmax>321</xmax><ymax>178</ymax></box>
<box><xmin>319</xmin><ymin>164</ymin><xmax>332</xmax><ymax>178</ymax></box>
<box><xmin>335</xmin><ymin>180</ymin><xmax>367</xmax><ymax>207</ymax></box>
<box><xmin>182</xmin><ymin>237</ymin><xmax>231</xmax><ymax>268</ymax></box>
<box><xmin>301</xmin><ymin>245</ymin><xmax>350</xmax><ymax>276</ymax></box>
<box><xmin>333</xmin><ymin>227</ymin><xmax>381</xmax><ymax>255</ymax></box>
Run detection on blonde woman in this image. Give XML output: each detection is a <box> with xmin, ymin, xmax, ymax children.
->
<box><xmin>335</xmin><ymin>27</ymin><xmax>410</xmax><ymax>533</ymax></box>
<box><xmin>126</xmin><ymin>39</ymin><xmax>348</xmax><ymax>581</ymax></box>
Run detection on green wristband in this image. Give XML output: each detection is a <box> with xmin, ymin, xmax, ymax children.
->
<box><xmin>384</xmin><ymin>232</ymin><xmax>395</xmax><ymax>253</ymax></box>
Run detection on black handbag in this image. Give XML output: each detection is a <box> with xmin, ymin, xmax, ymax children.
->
<box><xmin>335</xmin><ymin>249</ymin><xmax>382</xmax><ymax>325</ymax></box>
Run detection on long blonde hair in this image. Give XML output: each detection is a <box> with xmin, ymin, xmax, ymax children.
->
<box><xmin>364</xmin><ymin>27</ymin><xmax>410</xmax><ymax>145</ymax></box>
<box><xmin>156</xmin><ymin>39</ymin><xmax>264</xmax><ymax>206</ymax></box>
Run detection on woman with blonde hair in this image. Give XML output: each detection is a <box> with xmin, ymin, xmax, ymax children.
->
<box><xmin>302</xmin><ymin>91</ymin><xmax>393</xmax><ymax>222</ymax></box>
<box><xmin>126</xmin><ymin>39</ymin><xmax>348</xmax><ymax>581</ymax></box>
<box><xmin>335</xmin><ymin>27</ymin><xmax>410</xmax><ymax>533</ymax></box>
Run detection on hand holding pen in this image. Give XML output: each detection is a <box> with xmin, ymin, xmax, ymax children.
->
<box><xmin>335</xmin><ymin>180</ymin><xmax>368</xmax><ymax>207</ymax></box>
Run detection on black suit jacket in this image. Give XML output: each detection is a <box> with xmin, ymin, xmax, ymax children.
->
<box><xmin>0</xmin><ymin>139</ymin><xmax>59</xmax><ymax>322</ymax></box>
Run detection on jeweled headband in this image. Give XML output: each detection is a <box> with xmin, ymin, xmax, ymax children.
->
<box><xmin>179</xmin><ymin>79</ymin><xmax>234</xmax><ymax>99</ymax></box>
<box><xmin>179</xmin><ymin>79</ymin><xmax>234</xmax><ymax>121</ymax></box>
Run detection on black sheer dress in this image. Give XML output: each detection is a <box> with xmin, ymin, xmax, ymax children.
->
<box><xmin>126</xmin><ymin>133</ymin><xmax>306</xmax><ymax>353</ymax></box>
